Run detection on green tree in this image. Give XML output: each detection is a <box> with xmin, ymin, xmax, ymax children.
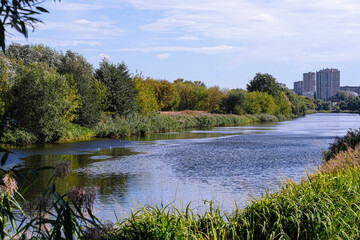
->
<box><xmin>9</xmin><ymin>63</ymin><xmax>77</xmax><ymax>142</ymax></box>
<box><xmin>222</xmin><ymin>89</ymin><xmax>246</xmax><ymax>114</ymax></box>
<box><xmin>246</xmin><ymin>73</ymin><xmax>281</xmax><ymax>96</ymax></box>
<box><xmin>174</xmin><ymin>80</ymin><xmax>208</xmax><ymax>111</ymax></box>
<box><xmin>284</xmin><ymin>89</ymin><xmax>307</xmax><ymax>116</ymax></box>
<box><xmin>274</xmin><ymin>92</ymin><xmax>292</xmax><ymax>118</ymax></box>
<box><xmin>6</xmin><ymin>43</ymin><xmax>61</xmax><ymax>68</ymax></box>
<box><xmin>206</xmin><ymin>86</ymin><xmax>226</xmax><ymax>113</ymax></box>
<box><xmin>134</xmin><ymin>76</ymin><xmax>158</xmax><ymax>115</ymax></box>
<box><xmin>59</xmin><ymin>51</ymin><xmax>102</xmax><ymax>127</ymax></box>
<box><xmin>245</xmin><ymin>91</ymin><xmax>277</xmax><ymax>115</ymax></box>
<box><xmin>151</xmin><ymin>79</ymin><xmax>179</xmax><ymax>111</ymax></box>
<box><xmin>95</xmin><ymin>59</ymin><xmax>137</xmax><ymax>115</ymax></box>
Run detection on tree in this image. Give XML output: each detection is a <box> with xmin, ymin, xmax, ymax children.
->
<box><xmin>222</xmin><ymin>89</ymin><xmax>246</xmax><ymax>114</ymax></box>
<box><xmin>6</xmin><ymin>43</ymin><xmax>61</xmax><ymax>68</ymax></box>
<box><xmin>0</xmin><ymin>0</ymin><xmax>59</xmax><ymax>51</ymax></box>
<box><xmin>134</xmin><ymin>76</ymin><xmax>158</xmax><ymax>115</ymax></box>
<box><xmin>151</xmin><ymin>79</ymin><xmax>178</xmax><ymax>111</ymax></box>
<box><xmin>59</xmin><ymin>51</ymin><xmax>102</xmax><ymax>127</ymax></box>
<box><xmin>206</xmin><ymin>86</ymin><xmax>226</xmax><ymax>113</ymax></box>
<box><xmin>284</xmin><ymin>89</ymin><xmax>307</xmax><ymax>115</ymax></box>
<box><xmin>245</xmin><ymin>91</ymin><xmax>277</xmax><ymax>115</ymax></box>
<box><xmin>9</xmin><ymin>62</ymin><xmax>78</xmax><ymax>142</ymax></box>
<box><xmin>274</xmin><ymin>92</ymin><xmax>292</xmax><ymax>118</ymax></box>
<box><xmin>95</xmin><ymin>59</ymin><xmax>137</xmax><ymax>115</ymax></box>
<box><xmin>246</xmin><ymin>73</ymin><xmax>281</xmax><ymax>96</ymax></box>
<box><xmin>174</xmin><ymin>80</ymin><xmax>208</xmax><ymax>111</ymax></box>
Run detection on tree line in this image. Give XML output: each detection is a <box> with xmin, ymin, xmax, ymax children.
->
<box><xmin>0</xmin><ymin>44</ymin><xmax>316</xmax><ymax>143</ymax></box>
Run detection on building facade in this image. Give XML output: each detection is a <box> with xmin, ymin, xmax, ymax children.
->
<box><xmin>316</xmin><ymin>68</ymin><xmax>340</xmax><ymax>100</ymax></box>
<box><xmin>340</xmin><ymin>86</ymin><xmax>360</xmax><ymax>95</ymax></box>
<box><xmin>302</xmin><ymin>72</ymin><xmax>316</xmax><ymax>98</ymax></box>
<box><xmin>294</xmin><ymin>81</ymin><xmax>303</xmax><ymax>96</ymax></box>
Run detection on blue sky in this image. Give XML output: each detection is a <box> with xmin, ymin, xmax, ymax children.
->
<box><xmin>8</xmin><ymin>0</ymin><xmax>360</xmax><ymax>89</ymax></box>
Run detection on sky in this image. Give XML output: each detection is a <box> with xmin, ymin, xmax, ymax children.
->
<box><xmin>7</xmin><ymin>0</ymin><xmax>360</xmax><ymax>89</ymax></box>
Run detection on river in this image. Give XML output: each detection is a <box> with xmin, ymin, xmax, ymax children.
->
<box><xmin>7</xmin><ymin>113</ymin><xmax>360</xmax><ymax>221</ymax></box>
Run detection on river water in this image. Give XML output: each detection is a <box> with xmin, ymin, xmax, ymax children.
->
<box><xmin>7</xmin><ymin>113</ymin><xmax>360</xmax><ymax>221</ymax></box>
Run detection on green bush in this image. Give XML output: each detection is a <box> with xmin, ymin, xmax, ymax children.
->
<box><xmin>8</xmin><ymin>63</ymin><xmax>76</xmax><ymax>143</ymax></box>
<box><xmin>255</xmin><ymin>113</ymin><xmax>279</xmax><ymax>122</ymax></box>
<box><xmin>323</xmin><ymin>128</ymin><xmax>360</xmax><ymax>161</ymax></box>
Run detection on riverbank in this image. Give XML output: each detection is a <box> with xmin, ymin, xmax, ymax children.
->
<box><xmin>0</xmin><ymin>111</ymin><xmax>288</xmax><ymax>146</ymax></box>
<box><xmin>111</xmin><ymin>143</ymin><xmax>360</xmax><ymax>239</ymax></box>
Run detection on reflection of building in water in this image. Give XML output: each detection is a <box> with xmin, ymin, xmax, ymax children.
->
<box><xmin>316</xmin><ymin>68</ymin><xmax>340</xmax><ymax>100</ymax></box>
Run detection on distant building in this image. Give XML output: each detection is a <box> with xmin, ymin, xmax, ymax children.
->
<box><xmin>294</xmin><ymin>81</ymin><xmax>303</xmax><ymax>96</ymax></box>
<box><xmin>316</xmin><ymin>68</ymin><xmax>340</xmax><ymax>100</ymax></box>
<box><xmin>278</xmin><ymin>83</ymin><xmax>287</xmax><ymax>88</ymax></box>
<box><xmin>340</xmin><ymin>86</ymin><xmax>360</xmax><ymax>95</ymax></box>
<box><xmin>302</xmin><ymin>72</ymin><xmax>316</xmax><ymax>98</ymax></box>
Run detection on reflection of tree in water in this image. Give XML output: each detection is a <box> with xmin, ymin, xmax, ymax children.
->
<box><xmin>20</xmin><ymin>148</ymin><xmax>138</xmax><ymax>204</ymax></box>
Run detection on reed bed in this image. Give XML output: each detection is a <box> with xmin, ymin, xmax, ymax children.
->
<box><xmin>95</xmin><ymin>112</ymin><xmax>258</xmax><ymax>138</ymax></box>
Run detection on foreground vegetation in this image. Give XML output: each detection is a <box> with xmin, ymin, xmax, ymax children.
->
<box><xmin>0</xmin><ymin>44</ymin><xmax>316</xmax><ymax>146</ymax></box>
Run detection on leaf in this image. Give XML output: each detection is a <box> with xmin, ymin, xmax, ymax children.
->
<box><xmin>35</xmin><ymin>6</ymin><xmax>49</xmax><ymax>13</ymax></box>
<box><xmin>0</xmin><ymin>176</ymin><xmax>5</xmax><ymax>186</ymax></box>
<box><xmin>0</xmin><ymin>152</ymin><xmax>9</xmax><ymax>166</ymax></box>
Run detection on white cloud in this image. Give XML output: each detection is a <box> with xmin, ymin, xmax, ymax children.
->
<box><xmin>157</xmin><ymin>53</ymin><xmax>171</xmax><ymax>59</ymax></box>
<box><xmin>110</xmin><ymin>45</ymin><xmax>244</xmax><ymax>54</ymax></box>
<box><xmin>74</xmin><ymin>19</ymin><xmax>91</xmax><ymax>24</ymax></box>
<box><xmin>88</xmin><ymin>53</ymin><xmax>112</xmax><ymax>62</ymax></box>
<box><xmin>175</xmin><ymin>36</ymin><xmax>200</xmax><ymax>41</ymax></box>
<box><xmin>41</xmin><ymin>20</ymin><xmax>125</xmax><ymax>40</ymax></box>
<box><xmin>125</xmin><ymin>0</ymin><xmax>360</xmax><ymax>62</ymax></box>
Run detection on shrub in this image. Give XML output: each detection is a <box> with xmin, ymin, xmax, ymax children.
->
<box><xmin>323</xmin><ymin>128</ymin><xmax>360</xmax><ymax>161</ymax></box>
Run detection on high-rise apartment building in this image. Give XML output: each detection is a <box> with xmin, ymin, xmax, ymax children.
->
<box><xmin>294</xmin><ymin>81</ymin><xmax>303</xmax><ymax>96</ymax></box>
<box><xmin>316</xmin><ymin>68</ymin><xmax>340</xmax><ymax>100</ymax></box>
<box><xmin>302</xmin><ymin>72</ymin><xmax>316</xmax><ymax>98</ymax></box>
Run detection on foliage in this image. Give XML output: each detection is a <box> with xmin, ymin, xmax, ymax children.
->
<box><xmin>59</xmin><ymin>50</ymin><xmax>102</xmax><ymax>127</ymax></box>
<box><xmin>0</xmin><ymin>128</ymin><xmax>36</xmax><ymax>145</ymax></box>
<box><xmin>8</xmin><ymin>62</ymin><xmax>77</xmax><ymax>143</ymax></box>
<box><xmin>148</xmin><ymin>79</ymin><xmax>179</xmax><ymax>111</ymax></box>
<box><xmin>245</xmin><ymin>91</ymin><xmax>277</xmax><ymax>115</ymax></box>
<box><xmin>338</xmin><ymin>94</ymin><xmax>360</xmax><ymax>111</ymax></box>
<box><xmin>95</xmin><ymin>59</ymin><xmax>137</xmax><ymax>115</ymax></box>
<box><xmin>6</xmin><ymin>43</ymin><xmax>61</xmax><ymax>68</ymax></box>
<box><xmin>134</xmin><ymin>76</ymin><xmax>159</xmax><ymax>115</ymax></box>
<box><xmin>0</xmin><ymin>0</ymin><xmax>59</xmax><ymax>51</ymax></box>
<box><xmin>284</xmin><ymin>89</ymin><xmax>307</xmax><ymax>116</ymax></box>
<box><xmin>222</xmin><ymin>88</ymin><xmax>246</xmax><ymax>114</ymax></box>
<box><xmin>95</xmin><ymin>112</ymin><xmax>257</xmax><ymax>138</ymax></box>
<box><xmin>205</xmin><ymin>86</ymin><xmax>226</xmax><ymax>113</ymax></box>
<box><xmin>174</xmin><ymin>80</ymin><xmax>208</xmax><ymax>111</ymax></box>
<box><xmin>323</xmin><ymin>128</ymin><xmax>360</xmax><ymax>161</ymax></box>
<box><xmin>274</xmin><ymin>91</ymin><xmax>291</xmax><ymax>118</ymax></box>
<box><xmin>255</xmin><ymin>113</ymin><xmax>279</xmax><ymax>122</ymax></box>
<box><xmin>301</xmin><ymin>96</ymin><xmax>317</xmax><ymax>112</ymax></box>
<box><xmin>246</xmin><ymin>73</ymin><xmax>281</xmax><ymax>96</ymax></box>
<box><xmin>314</xmin><ymin>99</ymin><xmax>331</xmax><ymax>111</ymax></box>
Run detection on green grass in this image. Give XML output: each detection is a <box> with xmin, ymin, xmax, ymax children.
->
<box><xmin>95</xmin><ymin>112</ymin><xmax>258</xmax><ymax>138</ymax></box>
<box><xmin>111</xmin><ymin>146</ymin><xmax>360</xmax><ymax>239</ymax></box>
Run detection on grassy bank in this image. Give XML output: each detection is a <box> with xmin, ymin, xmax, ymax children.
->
<box><xmin>1</xmin><ymin>111</ymin><xmax>265</xmax><ymax>145</ymax></box>
<box><xmin>95</xmin><ymin>111</ymin><xmax>260</xmax><ymax>138</ymax></box>
<box><xmin>109</xmin><ymin>144</ymin><xmax>360</xmax><ymax>239</ymax></box>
